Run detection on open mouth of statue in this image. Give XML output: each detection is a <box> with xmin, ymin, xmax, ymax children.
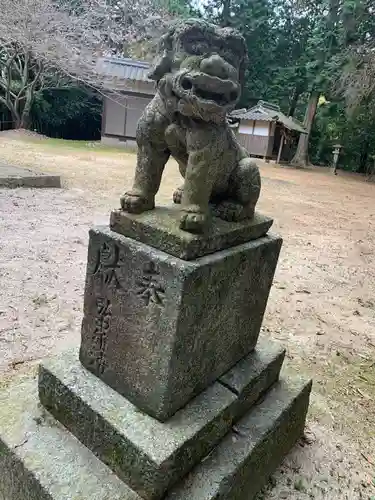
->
<box><xmin>180</xmin><ymin>75</ymin><xmax>239</xmax><ymax>106</ymax></box>
<box><xmin>194</xmin><ymin>87</ymin><xmax>236</xmax><ymax>105</ymax></box>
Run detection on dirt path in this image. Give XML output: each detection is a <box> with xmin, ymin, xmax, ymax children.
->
<box><xmin>0</xmin><ymin>135</ymin><xmax>374</xmax><ymax>499</ymax></box>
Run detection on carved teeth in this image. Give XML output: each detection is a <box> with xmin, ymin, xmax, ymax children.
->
<box><xmin>194</xmin><ymin>86</ymin><xmax>228</xmax><ymax>105</ymax></box>
<box><xmin>189</xmin><ymin>73</ymin><xmax>237</xmax><ymax>94</ymax></box>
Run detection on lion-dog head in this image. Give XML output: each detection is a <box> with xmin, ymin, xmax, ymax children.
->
<box><xmin>148</xmin><ymin>19</ymin><xmax>247</xmax><ymax>124</ymax></box>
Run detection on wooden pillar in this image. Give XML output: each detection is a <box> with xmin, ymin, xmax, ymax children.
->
<box><xmin>277</xmin><ymin>133</ymin><xmax>285</xmax><ymax>164</ymax></box>
<box><xmin>101</xmin><ymin>96</ymin><xmax>107</xmax><ymax>136</ymax></box>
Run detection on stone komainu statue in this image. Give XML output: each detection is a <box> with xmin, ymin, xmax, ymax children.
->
<box><xmin>121</xmin><ymin>19</ymin><xmax>261</xmax><ymax>234</ymax></box>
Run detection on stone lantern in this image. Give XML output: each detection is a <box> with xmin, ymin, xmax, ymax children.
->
<box><xmin>332</xmin><ymin>143</ymin><xmax>343</xmax><ymax>175</ymax></box>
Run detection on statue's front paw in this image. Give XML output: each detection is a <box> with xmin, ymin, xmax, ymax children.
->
<box><xmin>120</xmin><ymin>193</ymin><xmax>154</xmax><ymax>214</ymax></box>
<box><xmin>214</xmin><ymin>201</ymin><xmax>254</xmax><ymax>222</ymax></box>
<box><xmin>180</xmin><ymin>210</ymin><xmax>208</xmax><ymax>234</ymax></box>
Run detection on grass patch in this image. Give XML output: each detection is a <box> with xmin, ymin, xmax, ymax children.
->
<box><xmin>0</xmin><ymin>365</ymin><xmax>38</xmax><ymax>390</ymax></box>
<box><xmin>21</xmin><ymin>136</ymin><xmax>137</xmax><ymax>155</ymax></box>
<box><xmin>322</xmin><ymin>351</ymin><xmax>375</xmax><ymax>437</ymax></box>
<box><xmin>284</xmin><ymin>348</ymin><xmax>375</xmax><ymax>445</ymax></box>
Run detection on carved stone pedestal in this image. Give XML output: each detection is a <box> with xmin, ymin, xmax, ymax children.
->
<box><xmin>0</xmin><ymin>208</ymin><xmax>312</xmax><ymax>500</ymax></box>
<box><xmin>80</xmin><ymin>212</ymin><xmax>281</xmax><ymax>421</ymax></box>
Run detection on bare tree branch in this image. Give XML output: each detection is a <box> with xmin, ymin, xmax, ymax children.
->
<box><xmin>0</xmin><ymin>0</ymin><xmax>173</xmax><ymax>128</ymax></box>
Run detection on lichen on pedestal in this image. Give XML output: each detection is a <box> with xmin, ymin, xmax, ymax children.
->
<box><xmin>79</xmin><ymin>226</ymin><xmax>282</xmax><ymax>421</ymax></box>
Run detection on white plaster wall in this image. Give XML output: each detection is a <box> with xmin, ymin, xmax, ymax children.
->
<box><xmin>238</xmin><ymin>121</ymin><xmax>254</xmax><ymax>135</ymax></box>
<box><xmin>254</xmin><ymin>121</ymin><xmax>270</xmax><ymax>136</ymax></box>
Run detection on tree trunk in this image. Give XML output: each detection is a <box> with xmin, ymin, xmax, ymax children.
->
<box><xmin>290</xmin><ymin>91</ymin><xmax>319</xmax><ymax>167</ymax></box>
<box><xmin>357</xmin><ymin>138</ymin><xmax>369</xmax><ymax>174</ymax></box>
<box><xmin>288</xmin><ymin>83</ymin><xmax>303</xmax><ymax>117</ymax></box>
<box><xmin>19</xmin><ymin>90</ymin><xmax>34</xmax><ymax>130</ymax></box>
<box><xmin>221</xmin><ymin>0</ymin><xmax>231</xmax><ymax>26</ymax></box>
<box><xmin>19</xmin><ymin>110</ymin><xmax>31</xmax><ymax>130</ymax></box>
<box><xmin>10</xmin><ymin>109</ymin><xmax>21</xmax><ymax>129</ymax></box>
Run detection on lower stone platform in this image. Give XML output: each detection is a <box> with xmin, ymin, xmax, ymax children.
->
<box><xmin>167</xmin><ymin>377</ymin><xmax>311</xmax><ymax>500</ymax></box>
<box><xmin>0</xmin><ymin>164</ymin><xmax>61</xmax><ymax>188</ymax></box>
<box><xmin>0</xmin><ymin>368</ymin><xmax>311</xmax><ymax>500</ymax></box>
<box><xmin>0</xmin><ymin>374</ymin><xmax>140</xmax><ymax>500</ymax></box>
<box><xmin>39</xmin><ymin>341</ymin><xmax>285</xmax><ymax>499</ymax></box>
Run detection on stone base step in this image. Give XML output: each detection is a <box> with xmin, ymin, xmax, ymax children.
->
<box><xmin>38</xmin><ymin>341</ymin><xmax>285</xmax><ymax>499</ymax></box>
<box><xmin>0</xmin><ymin>374</ymin><xmax>142</xmax><ymax>500</ymax></box>
<box><xmin>166</xmin><ymin>377</ymin><xmax>312</xmax><ymax>500</ymax></box>
<box><xmin>0</xmin><ymin>370</ymin><xmax>311</xmax><ymax>500</ymax></box>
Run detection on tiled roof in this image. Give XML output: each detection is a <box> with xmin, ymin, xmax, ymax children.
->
<box><xmin>230</xmin><ymin>101</ymin><xmax>306</xmax><ymax>134</ymax></box>
<box><xmin>96</xmin><ymin>57</ymin><xmax>152</xmax><ymax>83</ymax></box>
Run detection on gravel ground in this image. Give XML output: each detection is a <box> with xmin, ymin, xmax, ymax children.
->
<box><xmin>0</xmin><ymin>134</ymin><xmax>374</xmax><ymax>499</ymax></box>
<box><xmin>0</xmin><ymin>188</ymin><xmax>107</xmax><ymax>369</ymax></box>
